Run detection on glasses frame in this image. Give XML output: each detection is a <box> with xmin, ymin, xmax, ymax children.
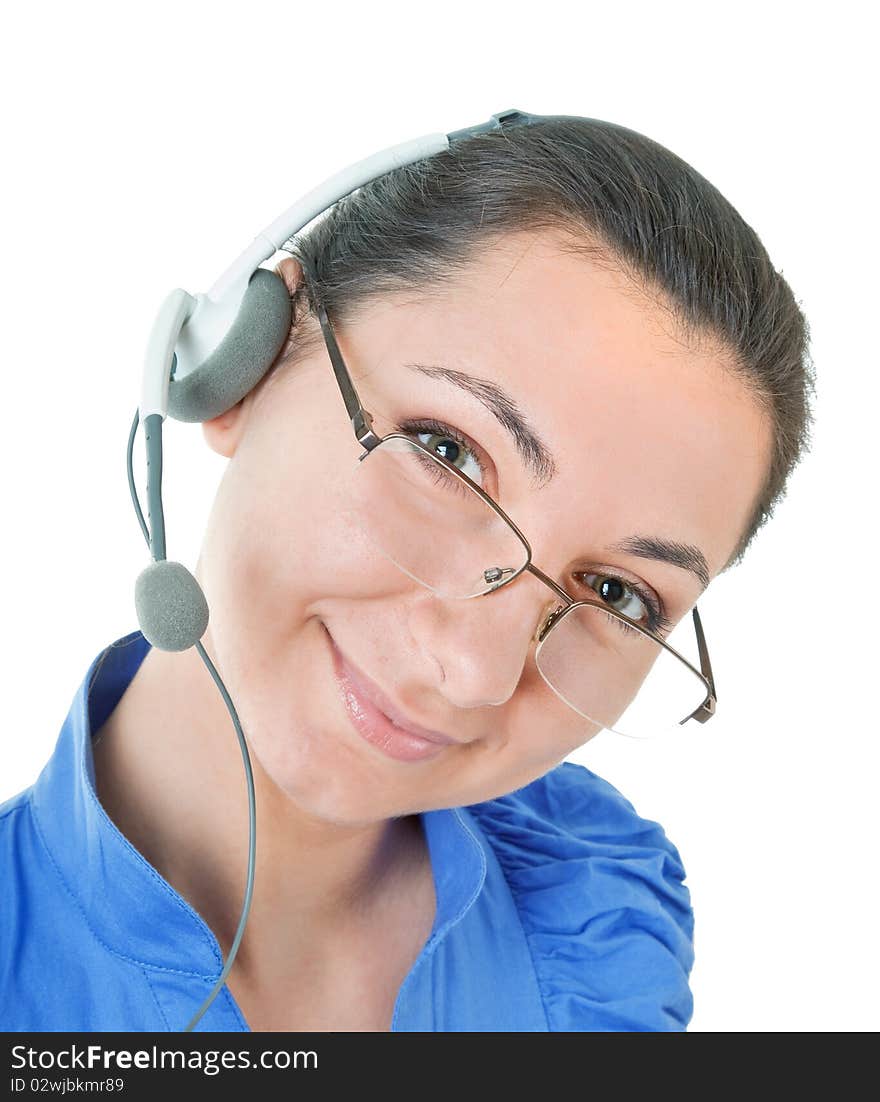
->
<box><xmin>290</xmin><ymin>254</ymin><xmax>717</xmax><ymax>729</ymax></box>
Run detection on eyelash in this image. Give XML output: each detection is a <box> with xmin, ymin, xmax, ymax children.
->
<box><xmin>396</xmin><ymin>416</ymin><xmax>491</xmax><ymax>486</ymax></box>
<box><xmin>394</xmin><ymin>416</ymin><xmax>673</xmax><ymax>638</ymax></box>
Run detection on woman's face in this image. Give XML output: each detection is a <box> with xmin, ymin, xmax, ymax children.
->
<box><xmin>198</xmin><ymin>228</ymin><xmax>772</xmax><ymax>823</ymax></box>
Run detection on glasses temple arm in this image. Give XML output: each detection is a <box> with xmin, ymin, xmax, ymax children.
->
<box><xmin>690</xmin><ymin>604</ymin><xmax>717</xmax><ymax>722</ymax></box>
<box><xmin>295</xmin><ymin>256</ymin><xmax>382</xmax><ymax>454</ymax></box>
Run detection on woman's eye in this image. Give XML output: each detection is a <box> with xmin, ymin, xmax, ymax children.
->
<box><xmin>396</xmin><ymin>418</ymin><xmax>489</xmax><ymax>488</ymax></box>
<box><xmin>578</xmin><ymin>571</ymin><xmax>668</xmax><ymax>635</ymax></box>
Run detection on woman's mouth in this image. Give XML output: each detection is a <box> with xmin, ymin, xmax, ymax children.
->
<box><xmin>325</xmin><ymin>625</ymin><xmax>458</xmax><ymax>763</ymax></box>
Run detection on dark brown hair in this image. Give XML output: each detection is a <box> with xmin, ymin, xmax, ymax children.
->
<box><xmin>279</xmin><ymin>114</ymin><xmax>815</xmax><ymax>575</ymax></box>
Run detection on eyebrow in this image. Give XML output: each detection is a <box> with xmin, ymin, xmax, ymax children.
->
<box><xmin>404</xmin><ymin>361</ymin><xmax>711</xmax><ymax>593</ymax></box>
<box><xmin>405</xmin><ymin>362</ymin><xmax>558</xmax><ymax>488</ymax></box>
<box><xmin>607</xmin><ymin>535</ymin><xmax>710</xmax><ymax>592</ymax></box>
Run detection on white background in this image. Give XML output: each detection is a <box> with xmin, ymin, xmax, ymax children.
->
<box><xmin>1</xmin><ymin>1</ymin><xmax>876</xmax><ymax>1032</ymax></box>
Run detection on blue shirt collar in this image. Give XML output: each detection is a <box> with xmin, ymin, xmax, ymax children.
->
<box><xmin>32</xmin><ymin>629</ymin><xmax>487</xmax><ymax>976</ymax></box>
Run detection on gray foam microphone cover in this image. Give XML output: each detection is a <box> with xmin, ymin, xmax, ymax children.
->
<box><xmin>166</xmin><ymin>267</ymin><xmax>292</xmax><ymax>423</ymax></box>
<box><xmin>135</xmin><ymin>560</ymin><xmax>209</xmax><ymax>652</ymax></box>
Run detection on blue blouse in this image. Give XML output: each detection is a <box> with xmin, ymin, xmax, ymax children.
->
<box><xmin>0</xmin><ymin>629</ymin><xmax>695</xmax><ymax>1032</ymax></box>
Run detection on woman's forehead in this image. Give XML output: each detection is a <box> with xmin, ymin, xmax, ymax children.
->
<box><xmin>364</xmin><ymin>228</ymin><xmax>731</xmax><ymax>390</ymax></box>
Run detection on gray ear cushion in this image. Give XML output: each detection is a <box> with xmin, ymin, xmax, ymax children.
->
<box><xmin>135</xmin><ymin>560</ymin><xmax>210</xmax><ymax>652</ymax></box>
<box><xmin>167</xmin><ymin>267</ymin><xmax>292</xmax><ymax>423</ymax></box>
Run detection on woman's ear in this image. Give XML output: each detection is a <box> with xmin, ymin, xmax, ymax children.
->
<box><xmin>202</xmin><ymin>256</ymin><xmax>306</xmax><ymax>458</ymax></box>
<box><xmin>274</xmin><ymin>255</ymin><xmax>305</xmax><ymax>296</ymax></box>
<box><xmin>201</xmin><ymin>394</ymin><xmax>251</xmax><ymax>458</ymax></box>
<box><xmin>270</xmin><ymin>256</ymin><xmax>307</xmax><ymax>365</ymax></box>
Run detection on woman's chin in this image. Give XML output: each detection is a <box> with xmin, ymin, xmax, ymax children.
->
<box><xmin>238</xmin><ymin>713</ymin><xmax>397</xmax><ymax>825</ymax></box>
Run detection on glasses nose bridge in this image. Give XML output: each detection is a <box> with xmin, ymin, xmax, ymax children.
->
<box><xmin>489</xmin><ymin>557</ymin><xmax>572</xmax><ymax>643</ymax></box>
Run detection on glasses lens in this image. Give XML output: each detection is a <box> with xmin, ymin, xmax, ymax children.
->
<box><xmin>346</xmin><ymin>435</ymin><xmax>530</xmax><ymax>599</ymax></box>
<box><xmin>535</xmin><ymin>603</ymin><xmax>711</xmax><ymax>739</ymax></box>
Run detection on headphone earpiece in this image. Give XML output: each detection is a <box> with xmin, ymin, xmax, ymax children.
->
<box><xmin>166</xmin><ymin>267</ymin><xmax>292</xmax><ymax>424</ymax></box>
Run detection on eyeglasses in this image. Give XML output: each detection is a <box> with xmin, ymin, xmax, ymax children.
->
<box><xmin>290</xmin><ymin>254</ymin><xmax>717</xmax><ymax>740</ymax></box>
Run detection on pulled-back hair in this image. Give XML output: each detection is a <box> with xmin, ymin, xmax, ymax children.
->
<box><xmin>278</xmin><ymin>114</ymin><xmax>815</xmax><ymax>574</ymax></box>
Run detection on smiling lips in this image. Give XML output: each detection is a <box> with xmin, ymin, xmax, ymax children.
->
<box><xmin>326</xmin><ymin>626</ymin><xmax>461</xmax><ymax>763</ymax></box>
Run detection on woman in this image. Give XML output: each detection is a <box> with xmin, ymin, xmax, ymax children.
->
<box><xmin>0</xmin><ymin>114</ymin><xmax>813</xmax><ymax>1032</ymax></box>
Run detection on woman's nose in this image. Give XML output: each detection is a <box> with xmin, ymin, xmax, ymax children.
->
<box><xmin>406</xmin><ymin>568</ymin><xmax>561</xmax><ymax>710</ymax></box>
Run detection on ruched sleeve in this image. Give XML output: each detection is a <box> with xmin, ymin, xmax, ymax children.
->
<box><xmin>465</xmin><ymin>760</ymin><xmax>695</xmax><ymax>1032</ymax></box>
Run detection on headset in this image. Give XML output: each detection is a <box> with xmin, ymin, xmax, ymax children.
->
<box><xmin>130</xmin><ymin>108</ymin><xmax>563</xmax><ymax>1031</ymax></box>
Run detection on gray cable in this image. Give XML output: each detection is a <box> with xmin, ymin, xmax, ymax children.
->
<box><xmin>127</xmin><ymin>407</ymin><xmax>257</xmax><ymax>1032</ymax></box>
